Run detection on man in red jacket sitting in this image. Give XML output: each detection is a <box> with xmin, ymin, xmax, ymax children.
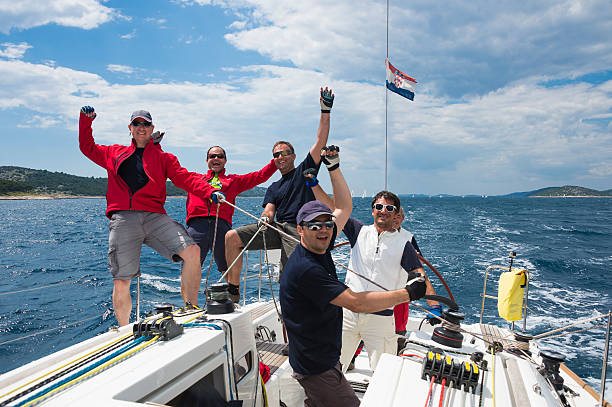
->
<box><xmin>79</xmin><ymin>106</ymin><xmax>218</xmax><ymax>326</ymax></box>
<box><xmin>183</xmin><ymin>145</ymin><xmax>277</xmax><ymax>279</ymax></box>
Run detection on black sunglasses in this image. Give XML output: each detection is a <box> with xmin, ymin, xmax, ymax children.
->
<box><xmin>373</xmin><ymin>203</ymin><xmax>397</xmax><ymax>212</ymax></box>
<box><xmin>302</xmin><ymin>220</ymin><xmax>335</xmax><ymax>231</ymax></box>
<box><xmin>273</xmin><ymin>149</ymin><xmax>293</xmax><ymax>158</ymax></box>
<box><xmin>131</xmin><ymin>121</ymin><xmax>152</xmax><ymax>127</ymax></box>
<box><xmin>208</xmin><ymin>153</ymin><xmax>226</xmax><ymax>159</ymax></box>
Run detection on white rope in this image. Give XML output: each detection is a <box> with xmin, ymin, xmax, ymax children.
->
<box><xmin>0</xmin><ymin>271</ymin><xmax>108</xmax><ymax>297</ymax></box>
<box><xmin>217</xmin><ymin>224</ymin><xmax>265</xmax><ymax>283</ymax></box>
<box><xmin>0</xmin><ymin>312</ymin><xmax>106</xmax><ymax>346</ymax></box>
<box><xmin>218</xmin><ymin>198</ymin><xmax>391</xmax><ymax>291</ymax></box>
<box><xmin>204</xmin><ymin>202</ymin><xmax>222</xmax><ymax>294</ymax></box>
<box><xmin>533</xmin><ymin>312</ymin><xmax>612</xmax><ymax>339</ymax></box>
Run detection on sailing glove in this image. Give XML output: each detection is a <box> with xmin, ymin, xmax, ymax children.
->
<box><xmin>151</xmin><ymin>130</ymin><xmax>165</xmax><ymax>145</ymax></box>
<box><xmin>405</xmin><ymin>271</ymin><xmax>426</xmax><ymax>301</ymax></box>
<box><xmin>320</xmin><ymin>87</ymin><xmax>334</xmax><ymax>113</ymax></box>
<box><xmin>303</xmin><ymin>168</ymin><xmax>319</xmax><ymax>187</ymax></box>
<box><xmin>258</xmin><ymin>215</ymin><xmax>270</xmax><ymax>230</ymax></box>
<box><xmin>211</xmin><ymin>191</ymin><xmax>225</xmax><ymax>204</ymax></box>
<box><xmin>427</xmin><ymin>305</ymin><xmax>442</xmax><ymax>326</ymax></box>
<box><xmin>80</xmin><ymin>105</ymin><xmax>96</xmax><ymax>119</ymax></box>
<box><xmin>321</xmin><ymin>145</ymin><xmax>340</xmax><ymax>171</ymax></box>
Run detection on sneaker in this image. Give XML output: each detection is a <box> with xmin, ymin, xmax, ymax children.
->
<box><xmin>177</xmin><ymin>302</ymin><xmax>201</xmax><ymax>314</ymax></box>
<box><xmin>228</xmin><ymin>292</ymin><xmax>240</xmax><ymax>303</ymax></box>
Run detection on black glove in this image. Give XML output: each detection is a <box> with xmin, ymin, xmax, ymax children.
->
<box><xmin>427</xmin><ymin>305</ymin><xmax>442</xmax><ymax>326</ymax></box>
<box><xmin>80</xmin><ymin>105</ymin><xmax>96</xmax><ymax>120</ymax></box>
<box><xmin>151</xmin><ymin>130</ymin><xmax>165</xmax><ymax>145</ymax></box>
<box><xmin>303</xmin><ymin>168</ymin><xmax>319</xmax><ymax>187</ymax></box>
<box><xmin>211</xmin><ymin>191</ymin><xmax>226</xmax><ymax>204</ymax></box>
<box><xmin>321</xmin><ymin>145</ymin><xmax>340</xmax><ymax>171</ymax></box>
<box><xmin>405</xmin><ymin>271</ymin><xmax>426</xmax><ymax>301</ymax></box>
<box><xmin>320</xmin><ymin>87</ymin><xmax>334</xmax><ymax>113</ymax></box>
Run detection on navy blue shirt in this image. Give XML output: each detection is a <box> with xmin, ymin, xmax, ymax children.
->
<box><xmin>263</xmin><ymin>153</ymin><xmax>319</xmax><ymax>224</ymax></box>
<box><xmin>118</xmin><ymin>148</ymin><xmax>148</xmax><ymax>194</ymax></box>
<box><xmin>279</xmin><ymin>228</ymin><xmax>347</xmax><ymax>375</ymax></box>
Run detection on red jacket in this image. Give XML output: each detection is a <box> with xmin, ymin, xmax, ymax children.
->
<box><xmin>185</xmin><ymin>159</ymin><xmax>277</xmax><ymax>226</ymax></box>
<box><xmin>79</xmin><ymin>113</ymin><xmax>214</xmax><ymax>218</ymax></box>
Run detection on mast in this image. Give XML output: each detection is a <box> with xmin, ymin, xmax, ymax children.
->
<box><xmin>385</xmin><ymin>0</ymin><xmax>389</xmax><ymax>190</ymax></box>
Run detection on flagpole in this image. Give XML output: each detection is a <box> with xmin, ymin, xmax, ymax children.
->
<box><xmin>385</xmin><ymin>0</ymin><xmax>389</xmax><ymax>190</ymax></box>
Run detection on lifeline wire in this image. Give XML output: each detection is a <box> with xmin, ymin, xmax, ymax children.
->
<box><xmin>0</xmin><ymin>312</ymin><xmax>105</xmax><ymax>346</ymax></box>
<box><xmin>218</xmin><ymin>197</ymin><xmax>389</xmax><ymax>291</ymax></box>
<box><xmin>0</xmin><ymin>271</ymin><xmax>108</xmax><ymax>297</ymax></box>
<box><xmin>204</xmin><ymin>202</ymin><xmax>222</xmax><ymax>294</ymax></box>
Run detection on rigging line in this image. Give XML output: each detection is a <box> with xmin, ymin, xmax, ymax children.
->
<box><xmin>0</xmin><ymin>336</ymin><xmax>134</xmax><ymax>406</ymax></box>
<box><xmin>218</xmin><ymin>223</ymin><xmax>265</xmax><ymax>283</ymax></box>
<box><xmin>261</xmin><ymin>227</ymin><xmax>283</xmax><ymax>326</ymax></box>
<box><xmin>19</xmin><ymin>335</ymin><xmax>158</xmax><ymax>407</ymax></box>
<box><xmin>0</xmin><ymin>333</ymin><xmax>133</xmax><ymax>402</ymax></box>
<box><xmin>385</xmin><ymin>0</ymin><xmax>389</xmax><ymax>190</ymax></box>
<box><xmin>0</xmin><ymin>271</ymin><xmax>108</xmax><ymax>297</ymax></box>
<box><xmin>533</xmin><ymin>312</ymin><xmax>612</xmax><ymax>339</ymax></box>
<box><xmin>219</xmin><ymin>197</ymin><xmax>391</xmax><ymax>291</ymax></box>
<box><xmin>205</xmin><ymin>202</ymin><xmax>222</xmax><ymax>294</ymax></box>
<box><xmin>536</xmin><ymin>323</ymin><xmax>609</xmax><ymax>342</ymax></box>
<box><xmin>0</xmin><ymin>312</ymin><xmax>106</xmax><ymax>347</ymax></box>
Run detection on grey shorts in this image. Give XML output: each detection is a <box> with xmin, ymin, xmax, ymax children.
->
<box><xmin>108</xmin><ymin>211</ymin><xmax>196</xmax><ymax>280</ymax></box>
<box><xmin>292</xmin><ymin>363</ymin><xmax>360</xmax><ymax>407</ymax></box>
<box><xmin>235</xmin><ymin>221</ymin><xmax>299</xmax><ymax>268</ymax></box>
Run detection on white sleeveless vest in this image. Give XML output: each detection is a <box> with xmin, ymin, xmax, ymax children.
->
<box><xmin>345</xmin><ymin>224</ymin><xmax>412</xmax><ymax>294</ymax></box>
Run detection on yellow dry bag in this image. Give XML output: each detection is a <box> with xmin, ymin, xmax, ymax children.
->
<box><xmin>497</xmin><ymin>269</ymin><xmax>527</xmax><ymax>321</ymax></box>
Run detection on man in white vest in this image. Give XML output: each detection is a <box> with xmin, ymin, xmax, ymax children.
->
<box><xmin>338</xmin><ymin>191</ymin><xmax>439</xmax><ymax>372</ymax></box>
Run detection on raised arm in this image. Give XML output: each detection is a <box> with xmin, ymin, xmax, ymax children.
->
<box><xmin>309</xmin><ymin>87</ymin><xmax>334</xmax><ymax>165</ymax></box>
<box><xmin>234</xmin><ymin>159</ymin><xmax>278</xmax><ymax>194</ymax></box>
<box><xmin>321</xmin><ymin>146</ymin><xmax>351</xmax><ymax>232</ymax></box>
<box><xmin>78</xmin><ymin>106</ymin><xmax>110</xmax><ymax>168</ymax></box>
<box><xmin>303</xmin><ymin>168</ymin><xmax>335</xmax><ymax>210</ymax></box>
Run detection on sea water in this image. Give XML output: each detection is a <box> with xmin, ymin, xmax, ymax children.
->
<box><xmin>0</xmin><ymin>197</ymin><xmax>610</xmax><ymax>394</ymax></box>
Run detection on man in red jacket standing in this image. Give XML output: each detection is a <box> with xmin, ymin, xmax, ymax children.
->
<box><xmin>79</xmin><ymin>106</ymin><xmax>219</xmax><ymax>326</ymax></box>
<box><xmin>184</xmin><ymin>145</ymin><xmax>277</xmax><ymax>277</ymax></box>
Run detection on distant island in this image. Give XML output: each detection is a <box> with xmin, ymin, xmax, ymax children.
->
<box><xmin>0</xmin><ymin>166</ymin><xmax>267</xmax><ymax>199</ymax></box>
<box><xmin>1</xmin><ymin>166</ymin><xmax>610</xmax><ymax>199</ymax></box>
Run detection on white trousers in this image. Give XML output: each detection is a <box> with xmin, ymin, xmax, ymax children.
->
<box><xmin>339</xmin><ymin>309</ymin><xmax>396</xmax><ymax>373</ymax></box>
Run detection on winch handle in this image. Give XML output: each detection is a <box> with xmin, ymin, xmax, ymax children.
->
<box><xmin>423</xmin><ymin>294</ymin><xmax>459</xmax><ymax>312</ymax></box>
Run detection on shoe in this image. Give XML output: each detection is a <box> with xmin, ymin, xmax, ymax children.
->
<box><xmin>348</xmin><ymin>361</ymin><xmax>355</xmax><ymax>371</ymax></box>
<box><xmin>228</xmin><ymin>292</ymin><xmax>240</xmax><ymax>303</ymax></box>
<box><xmin>397</xmin><ymin>337</ymin><xmax>407</xmax><ymax>355</ymax></box>
<box><xmin>177</xmin><ymin>302</ymin><xmax>201</xmax><ymax>314</ymax></box>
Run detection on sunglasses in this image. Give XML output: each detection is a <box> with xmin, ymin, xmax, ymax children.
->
<box><xmin>373</xmin><ymin>203</ymin><xmax>397</xmax><ymax>212</ymax></box>
<box><xmin>131</xmin><ymin>121</ymin><xmax>152</xmax><ymax>127</ymax></box>
<box><xmin>273</xmin><ymin>149</ymin><xmax>293</xmax><ymax>158</ymax></box>
<box><xmin>208</xmin><ymin>154</ymin><xmax>226</xmax><ymax>159</ymax></box>
<box><xmin>302</xmin><ymin>220</ymin><xmax>335</xmax><ymax>231</ymax></box>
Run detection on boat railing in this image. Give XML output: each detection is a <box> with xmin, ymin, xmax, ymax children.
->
<box><xmin>479</xmin><ymin>264</ymin><xmax>531</xmax><ymax>331</ymax></box>
<box><xmin>239</xmin><ymin>248</ymin><xmax>281</xmax><ymax>306</ymax></box>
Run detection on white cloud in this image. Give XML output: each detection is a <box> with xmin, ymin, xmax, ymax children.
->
<box><xmin>107</xmin><ymin>64</ymin><xmax>135</xmax><ymax>74</ymax></box>
<box><xmin>0</xmin><ymin>57</ymin><xmax>610</xmax><ymax>195</ymax></box>
<box><xmin>120</xmin><ymin>29</ymin><xmax>136</xmax><ymax>39</ymax></box>
<box><xmin>16</xmin><ymin>114</ymin><xmax>62</xmax><ymax>128</ymax></box>
<box><xmin>0</xmin><ymin>0</ymin><xmax>117</xmax><ymax>34</ymax></box>
<box><xmin>218</xmin><ymin>0</ymin><xmax>612</xmax><ymax>98</ymax></box>
<box><xmin>0</xmin><ymin>42</ymin><xmax>31</xmax><ymax>59</ymax></box>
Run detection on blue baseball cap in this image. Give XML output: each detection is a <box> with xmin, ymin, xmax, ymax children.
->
<box><xmin>297</xmin><ymin>200</ymin><xmax>334</xmax><ymax>224</ymax></box>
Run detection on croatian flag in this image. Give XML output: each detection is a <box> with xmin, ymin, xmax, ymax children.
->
<box><xmin>386</xmin><ymin>58</ymin><xmax>417</xmax><ymax>101</ymax></box>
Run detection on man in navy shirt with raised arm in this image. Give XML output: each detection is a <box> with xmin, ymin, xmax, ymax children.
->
<box><xmin>280</xmin><ymin>147</ymin><xmax>427</xmax><ymax>406</ymax></box>
<box><xmin>224</xmin><ymin>87</ymin><xmax>334</xmax><ymax>302</ymax></box>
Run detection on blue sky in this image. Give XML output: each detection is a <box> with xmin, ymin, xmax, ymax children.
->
<box><xmin>0</xmin><ymin>0</ymin><xmax>611</xmax><ymax>195</ymax></box>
